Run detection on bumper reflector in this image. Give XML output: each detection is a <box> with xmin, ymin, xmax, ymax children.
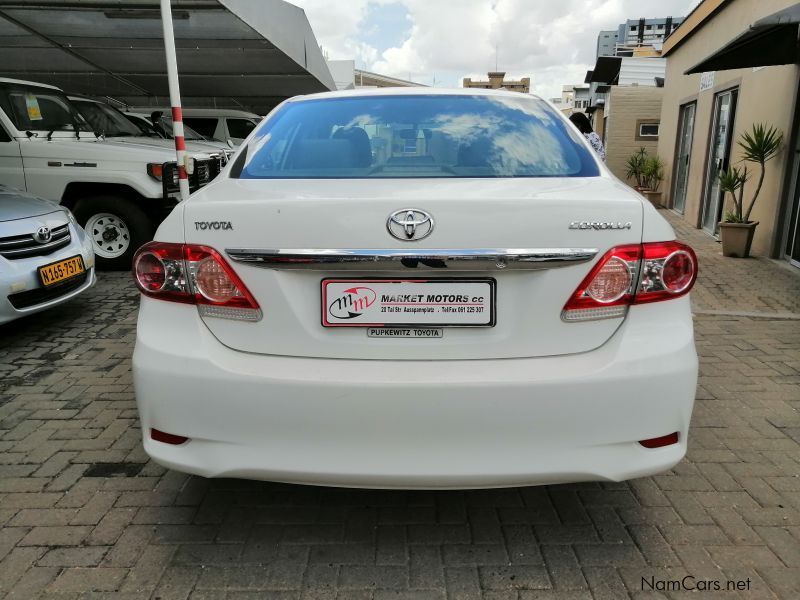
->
<box><xmin>150</xmin><ymin>428</ymin><xmax>189</xmax><ymax>445</ymax></box>
<box><xmin>639</xmin><ymin>432</ymin><xmax>679</xmax><ymax>449</ymax></box>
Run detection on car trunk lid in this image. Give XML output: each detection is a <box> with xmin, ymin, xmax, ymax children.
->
<box><xmin>184</xmin><ymin>177</ymin><xmax>643</xmax><ymax>360</ymax></box>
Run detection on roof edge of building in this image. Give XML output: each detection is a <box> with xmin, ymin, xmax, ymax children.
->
<box><xmin>354</xmin><ymin>69</ymin><xmax>427</xmax><ymax>87</ymax></box>
<box><xmin>662</xmin><ymin>0</ymin><xmax>733</xmax><ymax>56</ymax></box>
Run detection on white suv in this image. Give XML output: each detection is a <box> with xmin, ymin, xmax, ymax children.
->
<box><xmin>69</xmin><ymin>96</ymin><xmax>232</xmax><ymax>161</ymax></box>
<box><xmin>180</xmin><ymin>108</ymin><xmax>261</xmax><ymax>145</ymax></box>
<box><xmin>0</xmin><ymin>78</ymin><xmax>220</xmax><ymax>269</ymax></box>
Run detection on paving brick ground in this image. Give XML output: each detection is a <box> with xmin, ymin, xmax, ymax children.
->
<box><xmin>0</xmin><ymin>209</ymin><xmax>798</xmax><ymax>599</ymax></box>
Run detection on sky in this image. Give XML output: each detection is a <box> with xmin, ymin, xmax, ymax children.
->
<box><xmin>291</xmin><ymin>0</ymin><xmax>702</xmax><ymax>100</ymax></box>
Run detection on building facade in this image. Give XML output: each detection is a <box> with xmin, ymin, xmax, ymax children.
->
<box><xmin>597</xmin><ymin>30</ymin><xmax>618</xmax><ymax>58</ymax></box>
<box><xmin>463</xmin><ymin>72</ymin><xmax>531</xmax><ymax>93</ymax></box>
<box><xmin>603</xmin><ymin>86</ymin><xmax>664</xmax><ymax>181</ymax></box>
<box><xmin>597</xmin><ymin>17</ymin><xmax>685</xmax><ymax>58</ymax></box>
<box><xmin>656</xmin><ymin>0</ymin><xmax>800</xmax><ymax>263</ymax></box>
<box><xmin>584</xmin><ymin>57</ymin><xmax>665</xmax><ymax>181</ymax></box>
<box><xmin>550</xmin><ymin>85</ymin><xmax>582</xmax><ymax>114</ymax></box>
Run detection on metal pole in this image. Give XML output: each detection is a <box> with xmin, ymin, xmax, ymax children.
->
<box><xmin>160</xmin><ymin>0</ymin><xmax>190</xmax><ymax>201</ymax></box>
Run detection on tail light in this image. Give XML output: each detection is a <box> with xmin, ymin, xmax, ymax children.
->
<box><xmin>562</xmin><ymin>241</ymin><xmax>697</xmax><ymax>322</ymax></box>
<box><xmin>133</xmin><ymin>242</ymin><xmax>261</xmax><ymax>321</ymax></box>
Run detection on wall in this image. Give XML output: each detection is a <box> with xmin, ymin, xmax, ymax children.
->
<box><xmin>592</xmin><ymin>107</ymin><xmax>606</xmax><ymax>141</ymax></box>
<box><xmin>604</xmin><ymin>86</ymin><xmax>664</xmax><ymax>182</ymax></box>
<box><xmin>657</xmin><ymin>0</ymin><xmax>800</xmax><ymax>257</ymax></box>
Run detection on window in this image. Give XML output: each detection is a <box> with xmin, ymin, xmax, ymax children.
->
<box><xmin>0</xmin><ymin>84</ymin><xmax>93</xmax><ymax>133</ymax></box>
<box><xmin>227</xmin><ymin>118</ymin><xmax>257</xmax><ymax>139</ymax></box>
<box><xmin>73</xmin><ymin>101</ymin><xmax>143</xmax><ymax>137</ymax></box>
<box><xmin>125</xmin><ymin>114</ymin><xmax>164</xmax><ymax>137</ymax></box>
<box><xmin>630</xmin><ymin>26</ymin><xmax>637</xmax><ymax>31</ymax></box>
<box><xmin>645</xmin><ymin>25</ymin><xmax>653</xmax><ymax>30</ymax></box>
<box><xmin>154</xmin><ymin>117</ymin><xmax>208</xmax><ymax>141</ymax></box>
<box><xmin>183</xmin><ymin>117</ymin><xmax>219</xmax><ymax>139</ymax></box>
<box><xmin>635</xmin><ymin>121</ymin><xmax>660</xmax><ymax>140</ymax></box>
<box><xmin>236</xmin><ymin>94</ymin><xmax>600</xmax><ymax>179</ymax></box>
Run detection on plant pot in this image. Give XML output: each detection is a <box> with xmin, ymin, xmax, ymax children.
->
<box><xmin>643</xmin><ymin>190</ymin><xmax>663</xmax><ymax>208</ymax></box>
<box><xmin>719</xmin><ymin>221</ymin><xmax>758</xmax><ymax>258</ymax></box>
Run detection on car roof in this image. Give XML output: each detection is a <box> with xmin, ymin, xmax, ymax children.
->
<box><xmin>68</xmin><ymin>94</ymin><xmax>102</xmax><ymax>102</ymax></box>
<box><xmin>289</xmin><ymin>87</ymin><xmax>544</xmax><ymax>104</ymax></box>
<box><xmin>124</xmin><ymin>107</ymin><xmax>260</xmax><ymax>119</ymax></box>
<box><xmin>0</xmin><ymin>77</ymin><xmax>63</xmax><ymax>91</ymax></box>
<box><xmin>180</xmin><ymin>108</ymin><xmax>261</xmax><ymax>118</ymax></box>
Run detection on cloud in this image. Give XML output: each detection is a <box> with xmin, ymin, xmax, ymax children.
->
<box><xmin>292</xmin><ymin>0</ymin><xmax>701</xmax><ymax>98</ymax></box>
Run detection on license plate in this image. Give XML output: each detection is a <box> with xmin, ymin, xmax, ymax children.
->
<box><xmin>322</xmin><ymin>279</ymin><xmax>495</xmax><ymax>327</ymax></box>
<box><xmin>38</xmin><ymin>255</ymin><xmax>85</xmax><ymax>287</ymax></box>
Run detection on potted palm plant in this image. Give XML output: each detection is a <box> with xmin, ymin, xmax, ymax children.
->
<box><xmin>625</xmin><ymin>147</ymin><xmax>648</xmax><ymax>191</ymax></box>
<box><xmin>718</xmin><ymin>165</ymin><xmax>749</xmax><ymax>255</ymax></box>
<box><xmin>718</xmin><ymin>123</ymin><xmax>783</xmax><ymax>258</ymax></box>
<box><xmin>642</xmin><ymin>156</ymin><xmax>665</xmax><ymax>207</ymax></box>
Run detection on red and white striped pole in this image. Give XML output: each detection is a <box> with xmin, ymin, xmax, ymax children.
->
<box><xmin>160</xmin><ymin>0</ymin><xmax>190</xmax><ymax>201</ymax></box>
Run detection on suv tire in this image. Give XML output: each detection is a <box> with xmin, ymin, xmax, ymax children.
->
<box><xmin>73</xmin><ymin>196</ymin><xmax>154</xmax><ymax>271</ymax></box>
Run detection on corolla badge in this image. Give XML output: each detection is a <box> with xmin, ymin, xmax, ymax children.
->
<box><xmin>569</xmin><ymin>221</ymin><xmax>633</xmax><ymax>230</ymax></box>
<box><xmin>328</xmin><ymin>286</ymin><xmax>377</xmax><ymax>319</ymax></box>
<box><xmin>387</xmin><ymin>209</ymin><xmax>434</xmax><ymax>241</ymax></box>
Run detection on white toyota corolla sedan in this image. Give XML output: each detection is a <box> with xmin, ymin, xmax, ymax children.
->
<box><xmin>132</xmin><ymin>88</ymin><xmax>698</xmax><ymax>489</ymax></box>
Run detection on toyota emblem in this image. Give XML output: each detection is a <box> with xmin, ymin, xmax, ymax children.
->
<box><xmin>386</xmin><ymin>209</ymin><xmax>434</xmax><ymax>241</ymax></box>
<box><xmin>33</xmin><ymin>226</ymin><xmax>52</xmax><ymax>244</ymax></box>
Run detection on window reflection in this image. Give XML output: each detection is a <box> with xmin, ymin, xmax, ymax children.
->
<box><xmin>240</xmin><ymin>95</ymin><xmax>598</xmax><ymax>179</ymax></box>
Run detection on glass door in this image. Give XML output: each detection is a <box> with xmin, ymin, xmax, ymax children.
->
<box><xmin>702</xmin><ymin>89</ymin><xmax>738</xmax><ymax>234</ymax></box>
<box><xmin>672</xmin><ymin>102</ymin><xmax>696</xmax><ymax>214</ymax></box>
<box><xmin>787</xmin><ymin>194</ymin><xmax>800</xmax><ymax>267</ymax></box>
<box><xmin>786</xmin><ymin>144</ymin><xmax>800</xmax><ymax>267</ymax></box>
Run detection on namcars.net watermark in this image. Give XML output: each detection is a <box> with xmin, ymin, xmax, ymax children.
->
<box><xmin>643</xmin><ymin>576</ymin><xmax>752</xmax><ymax>593</ymax></box>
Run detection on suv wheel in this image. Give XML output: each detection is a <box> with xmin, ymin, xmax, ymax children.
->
<box><xmin>74</xmin><ymin>196</ymin><xmax>154</xmax><ymax>270</ymax></box>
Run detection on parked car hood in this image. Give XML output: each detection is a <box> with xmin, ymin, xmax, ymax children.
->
<box><xmin>104</xmin><ymin>135</ymin><xmax>221</xmax><ymax>157</ymax></box>
<box><xmin>0</xmin><ymin>185</ymin><xmax>63</xmax><ymax>221</ymax></box>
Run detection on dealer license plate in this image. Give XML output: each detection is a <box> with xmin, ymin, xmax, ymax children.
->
<box><xmin>38</xmin><ymin>255</ymin><xmax>85</xmax><ymax>287</ymax></box>
<box><xmin>322</xmin><ymin>279</ymin><xmax>495</xmax><ymax>327</ymax></box>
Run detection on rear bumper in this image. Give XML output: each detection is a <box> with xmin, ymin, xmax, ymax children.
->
<box><xmin>133</xmin><ymin>298</ymin><xmax>697</xmax><ymax>489</ymax></box>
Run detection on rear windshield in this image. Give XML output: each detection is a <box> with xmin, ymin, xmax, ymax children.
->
<box><xmin>236</xmin><ymin>95</ymin><xmax>599</xmax><ymax>179</ymax></box>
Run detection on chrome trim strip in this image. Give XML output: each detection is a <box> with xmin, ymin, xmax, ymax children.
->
<box><xmin>225</xmin><ymin>248</ymin><xmax>598</xmax><ymax>271</ymax></box>
<box><xmin>0</xmin><ymin>236</ymin><xmax>72</xmax><ymax>257</ymax></box>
